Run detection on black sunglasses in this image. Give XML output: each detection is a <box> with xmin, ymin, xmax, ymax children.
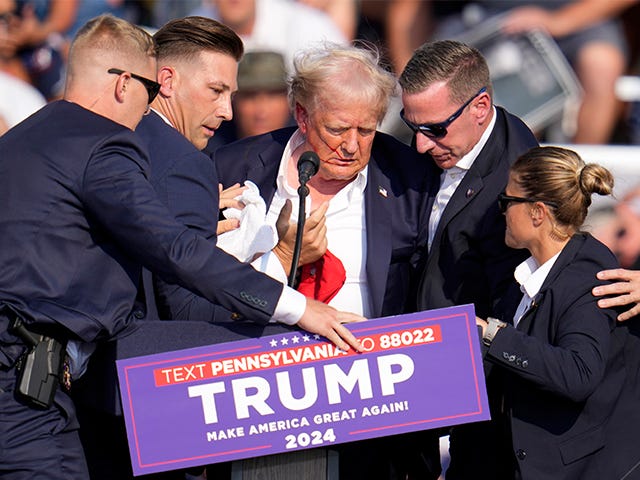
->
<box><xmin>400</xmin><ymin>87</ymin><xmax>487</xmax><ymax>139</ymax></box>
<box><xmin>497</xmin><ymin>193</ymin><xmax>559</xmax><ymax>214</ymax></box>
<box><xmin>108</xmin><ymin>68</ymin><xmax>160</xmax><ymax>104</ymax></box>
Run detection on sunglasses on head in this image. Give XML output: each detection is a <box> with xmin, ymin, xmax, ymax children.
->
<box><xmin>400</xmin><ymin>87</ymin><xmax>487</xmax><ymax>139</ymax></box>
<box><xmin>497</xmin><ymin>193</ymin><xmax>559</xmax><ymax>214</ymax></box>
<box><xmin>108</xmin><ymin>68</ymin><xmax>160</xmax><ymax>104</ymax></box>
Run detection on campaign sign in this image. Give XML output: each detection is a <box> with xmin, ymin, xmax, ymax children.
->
<box><xmin>117</xmin><ymin>304</ymin><xmax>489</xmax><ymax>476</ymax></box>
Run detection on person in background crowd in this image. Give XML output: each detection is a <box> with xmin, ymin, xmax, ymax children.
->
<box><xmin>0</xmin><ymin>68</ymin><xmax>45</xmax><ymax>134</ymax></box>
<box><xmin>3</xmin><ymin>0</ymin><xmax>79</xmax><ymax>99</ymax></box>
<box><xmin>190</xmin><ymin>0</ymin><xmax>347</xmax><ymax>71</ymax></box>
<box><xmin>297</xmin><ymin>0</ymin><xmax>358</xmax><ymax>40</ymax></box>
<box><xmin>391</xmin><ymin>0</ymin><xmax>637</xmax><ymax>144</ymax></box>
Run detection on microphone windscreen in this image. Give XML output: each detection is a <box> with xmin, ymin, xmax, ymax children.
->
<box><xmin>298</xmin><ymin>151</ymin><xmax>320</xmax><ymax>175</ymax></box>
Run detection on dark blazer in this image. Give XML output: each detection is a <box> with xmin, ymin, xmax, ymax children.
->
<box><xmin>484</xmin><ymin>234</ymin><xmax>637</xmax><ymax>479</ymax></box>
<box><xmin>416</xmin><ymin>106</ymin><xmax>537</xmax><ymax>319</ymax></box>
<box><xmin>212</xmin><ymin>127</ymin><xmax>431</xmax><ymax>319</ymax></box>
<box><xmin>0</xmin><ymin>101</ymin><xmax>285</xmax><ymax>355</ymax></box>
<box><xmin>134</xmin><ymin>112</ymin><xmax>288</xmax><ymax>330</ymax></box>
<box><xmin>0</xmin><ymin>101</ymin><xmax>296</xmax><ymax>478</ymax></box>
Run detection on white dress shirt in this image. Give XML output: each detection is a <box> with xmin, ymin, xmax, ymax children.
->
<box><xmin>261</xmin><ymin>130</ymin><xmax>373</xmax><ymax>317</ymax></box>
<box><xmin>512</xmin><ymin>252</ymin><xmax>561</xmax><ymax>327</ymax></box>
<box><xmin>428</xmin><ymin>107</ymin><xmax>497</xmax><ymax>251</ymax></box>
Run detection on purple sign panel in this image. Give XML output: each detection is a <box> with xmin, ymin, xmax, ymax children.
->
<box><xmin>117</xmin><ymin>304</ymin><xmax>489</xmax><ymax>476</ymax></box>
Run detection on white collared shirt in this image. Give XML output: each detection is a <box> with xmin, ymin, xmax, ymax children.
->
<box><xmin>261</xmin><ymin>129</ymin><xmax>373</xmax><ymax>317</ymax></box>
<box><xmin>512</xmin><ymin>252</ymin><xmax>561</xmax><ymax>327</ymax></box>
<box><xmin>428</xmin><ymin>106</ymin><xmax>497</xmax><ymax>251</ymax></box>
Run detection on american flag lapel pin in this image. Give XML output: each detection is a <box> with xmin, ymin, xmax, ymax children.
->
<box><xmin>378</xmin><ymin>186</ymin><xmax>388</xmax><ymax>198</ymax></box>
<box><xmin>465</xmin><ymin>188</ymin><xmax>475</xmax><ymax>198</ymax></box>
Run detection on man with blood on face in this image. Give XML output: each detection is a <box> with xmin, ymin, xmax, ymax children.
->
<box><xmin>213</xmin><ymin>42</ymin><xmax>433</xmax><ymax>480</ymax></box>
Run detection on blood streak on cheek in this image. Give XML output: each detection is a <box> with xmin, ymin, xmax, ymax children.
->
<box><xmin>324</xmin><ymin>139</ymin><xmax>348</xmax><ymax>161</ymax></box>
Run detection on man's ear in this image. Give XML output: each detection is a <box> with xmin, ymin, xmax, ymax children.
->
<box><xmin>114</xmin><ymin>74</ymin><xmax>129</xmax><ymax>103</ymax></box>
<box><xmin>156</xmin><ymin>66</ymin><xmax>176</xmax><ymax>97</ymax></box>
<box><xmin>473</xmin><ymin>91</ymin><xmax>491</xmax><ymax>123</ymax></box>
<box><xmin>294</xmin><ymin>103</ymin><xmax>308</xmax><ymax>134</ymax></box>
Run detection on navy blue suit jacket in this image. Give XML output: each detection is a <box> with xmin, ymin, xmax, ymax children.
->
<box><xmin>416</xmin><ymin>107</ymin><xmax>537</xmax><ymax>319</ymax></box>
<box><xmin>0</xmin><ymin>101</ymin><xmax>285</xmax><ymax>366</ymax></box>
<box><xmin>484</xmin><ymin>234</ymin><xmax>639</xmax><ymax>479</ymax></box>
<box><xmin>212</xmin><ymin>127</ymin><xmax>431</xmax><ymax>319</ymax></box>
<box><xmin>135</xmin><ymin>111</ymin><xmax>285</xmax><ymax>328</ymax></box>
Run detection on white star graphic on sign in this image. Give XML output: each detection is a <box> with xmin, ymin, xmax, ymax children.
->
<box><xmin>302</xmin><ymin>334</ymin><xmax>310</xmax><ymax>342</ymax></box>
<box><xmin>292</xmin><ymin>336</ymin><xmax>300</xmax><ymax>344</ymax></box>
<box><xmin>313</xmin><ymin>334</ymin><xmax>320</xmax><ymax>340</ymax></box>
<box><xmin>281</xmin><ymin>337</ymin><xmax>289</xmax><ymax>345</ymax></box>
<box><xmin>270</xmin><ymin>339</ymin><xmax>278</xmax><ymax>347</ymax></box>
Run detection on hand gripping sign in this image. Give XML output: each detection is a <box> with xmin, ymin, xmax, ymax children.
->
<box><xmin>117</xmin><ymin>304</ymin><xmax>489</xmax><ymax>476</ymax></box>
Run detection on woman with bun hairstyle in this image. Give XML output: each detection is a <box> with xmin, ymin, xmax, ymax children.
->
<box><xmin>473</xmin><ymin>146</ymin><xmax>637</xmax><ymax>480</ymax></box>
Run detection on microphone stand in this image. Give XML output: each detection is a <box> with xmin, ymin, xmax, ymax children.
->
<box><xmin>288</xmin><ymin>182</ymin><xmax>310</xmax><ymax>287</ymax></box>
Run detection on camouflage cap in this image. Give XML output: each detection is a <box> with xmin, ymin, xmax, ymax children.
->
<box><xmin>238</xmin><ymin>51</ymin><xmax>288</xmax><ymax>92</ymax></box>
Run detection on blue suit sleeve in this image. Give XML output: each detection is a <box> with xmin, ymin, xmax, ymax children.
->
<box><xmin>80</xmin><ymin>136</ymin><xmax>282</xmax><ymax>324</ymax></box>
<box><xmin>486</xmin><ymin>294</ymin><xmax>614</xmax><ymax>402</ymax></box>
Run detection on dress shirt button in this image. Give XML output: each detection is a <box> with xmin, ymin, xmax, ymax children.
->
<box><xmin>133</xmin><ymin>310</ymin><xmax>145</xmax><ymax>319</ymax></box>
<box><xmin>516</xmin><ymin>449</ymin><xmax>526</xmax><ymax>460</ymax></box>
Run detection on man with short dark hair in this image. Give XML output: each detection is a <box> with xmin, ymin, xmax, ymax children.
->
<box><xmin>135</xmin><ymin>17</ymin><xmax>354</xmax><ymax>334</ymax></box>
<box><xmin>399</xmin><ymin>39</ymin><xmax>538</xmax><ymax>479</ymax></box>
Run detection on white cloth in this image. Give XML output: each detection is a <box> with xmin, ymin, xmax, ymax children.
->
<box><xmin>428</xmin><ymin>106</ymin><xmax>497</xmax><ymax>251</ymax></box>
<box><xmin>512</xmin><ymin>252</ymin><xmax>561</xmax><ymax>327</ymax></box>
<box><xmin>217</xmin><ymin>181</ymin><xmax>277</xmax><ymax>262</ymax></box>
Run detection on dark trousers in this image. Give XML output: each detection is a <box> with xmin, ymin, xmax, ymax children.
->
<box><xmin>338</xmin><ymin>431</ymin><xmax>442</xmax><ymax>480</ymax></box>
<box><xmin>0</xmin><ymin>367</ymin><xmax>89</xmax><ymax>479</ymax></box>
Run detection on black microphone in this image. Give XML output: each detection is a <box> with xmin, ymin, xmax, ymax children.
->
<box><xmin>297</xmin><ymin>151</ymin><xmax>320</xmax><ymax>186</ymax></box>
<box><xmin>288</xmin><ymin>151</ymin><xmax>320</xmax><ymax>287</ymax></box>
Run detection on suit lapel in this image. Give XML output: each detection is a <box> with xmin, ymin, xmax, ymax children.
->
<box><xmin>429</xmin><ymin>169</ymin><xmax>484</xmax><ymax>256</ymax></box>
<box><xmin>246</xmin><ymin>140</ymin><xmax>286</xmax><ymax>208</ymax></box>
<box><xmin>515</xmin><ymin>292</ymin><xmax>543</xmax><ymax>333</ymax></box>
<box><xmin>365</xmin><ymin>163</ymin><xmax>392</xmax><ymax>317</ymax></box>
<box><xmin>426</xmin><ymin>110</ymin><xmax>507</xmax><ymax>264</ymax></box>
<box><xmin>515</xmin><ymin>235</ymin><xmax>585</xmax><ymax>333</ymax></box>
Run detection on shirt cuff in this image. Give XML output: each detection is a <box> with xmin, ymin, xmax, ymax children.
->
<box><xmin>273</xmin><ymin>286</ymin><xmax>306</xmax><ymax>325</ymax></box>
<box><xmin>251</xmin><ymin>250</ymin><xmax>304</xmax><ymax>325</ymax></box>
